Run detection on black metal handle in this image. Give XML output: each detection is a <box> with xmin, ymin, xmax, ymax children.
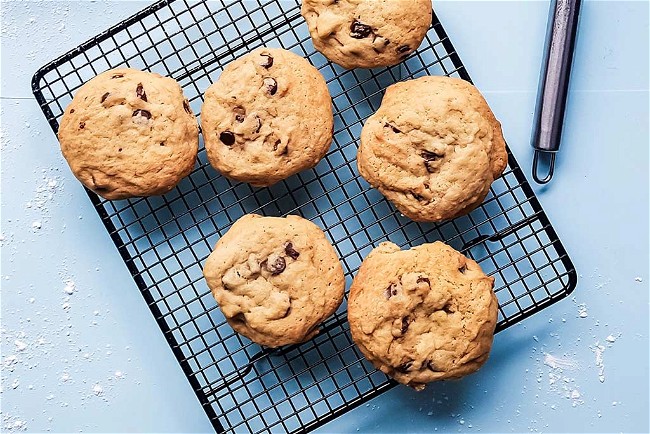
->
<box><xmin>531</xmin><ymin>0</ymin><xmax>582</xmax><ymax>184</ymax></box>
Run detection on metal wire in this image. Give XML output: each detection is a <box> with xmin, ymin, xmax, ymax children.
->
<box><xmin>32</xmin><ymin>1</ymin><xmax>577</xmax><ymax>432</ymax></box>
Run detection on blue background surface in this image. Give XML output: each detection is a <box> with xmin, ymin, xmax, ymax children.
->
<box><xmin>1</xmin><ymin>1</ymin><xmax>648</xmax><ymax>432</ymax></box>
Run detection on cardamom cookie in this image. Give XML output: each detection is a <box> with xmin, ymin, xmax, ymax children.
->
<box><xmin>301</xmin><ymin>0</ymin><xmax>432</xmax><ymax>69</ymax></box>
<box><xmin>203</xmin><ymin>214</ymin><xmax>345</xmax><ymax>347</ymax></box>
<box><xmin>348</xmin><ymin>241</ymin><xmax>498</xmax><ymax>390</ymax></box>
<box><xmin>58</xmin><ymin>68</ymin><xmax>198</xmax><ymax>200</ymax></box>
<box><xmin>358</xmin><ymin>76</ymin><xmax>508</xmax><ymax>222</ymax></box>
<box><xmin>201</xmin><ymin>48</ymin><xmax>334</xmax><ymax>187</ymax></box>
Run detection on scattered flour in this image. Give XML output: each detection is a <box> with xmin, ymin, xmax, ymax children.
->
<box><xmin>2</xmin><ymin>415</ymin><xmax>27</xmax><ymax>432</ymax></box>
<box><xmin>62</xmin><ymin>280</ymin><xmax>75</xmax><ymax>295</ymax></box>
<box><xmin>543</xmin><ymin>353</ymin><xmax>579</xmax><ymax>371</ymax></box>
<box><xmin>14</xmin><ymin>340</ymin><xmax>27</xmax><ymax>352</ymax></box>
<box><xmin>634</xmin><ymin>277</ymin><xmax>643</xmax><ymax>282</ymax></box>
<box><xmin>577</xmin><ymin>303</ymin><xmax>588</xmax><ymax>318</ymax></box>
<box><xmin>592</xmin><ymin>342</ymin><xmax>606</xmax><ymax>383</ymax></box>
<box><xmin>543</xmin><ymin>353</ymin><xmax>583</xmax><ymax>406</ymax></box>
<box><xmin>3</xmin><ymin>355</ymin><xmax>18</xmax><ymax>371</ymax></box>
<box><xmin>92</xmin><ymin>383</ymin><xmax>103</xmax><ymax>396</ymax></box>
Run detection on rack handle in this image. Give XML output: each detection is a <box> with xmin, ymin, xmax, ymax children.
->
<box><xmin>531</xmin><ymin>0</ymin><xmax>582</xmax><ymax>184</ymax></box>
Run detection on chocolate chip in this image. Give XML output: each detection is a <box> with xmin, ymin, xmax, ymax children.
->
<box><xmin>79</xmin><ymin>121</ymin><xmax>85</xmax><ymax>129</ymax></box>
<box><xmin>69</xmin><ymin>109</ymin><xmax>75</xmax><ymax>114</ymax></box>
<box><xmin>263</xmin><ymin>77</ymin><xmax>277</xmax><ymax>95</ymax></box>
<box><xmin>219</xmin><ymin>131</ymin><xmax>235</xmax><ymax>146</ymax></box>
<box><xmin>284</xmin><ymin>242</ymin><xmax>300</xmax><ymax>260</ymax></box>
<box><xmin>384</xmin><ymin>122</ymin><xmax>401</xmax><ymax>134</ymax></box>
<box><xmin>100</xmin><ymin>92</ymin><xmax>110</xmax><ymax>103</ymax></box>
<box><xmin>254</xmin><ymin>116</ymin><xmax>262</xmax><ymax>133</ymax></box>
<box><xmin>118</xmin><ymin>148</ymin><xmax>123</xmax><ymax>152</ymax></box>
<box><xmin>136</xmin><ymin>83</ymin><xmax>147</xmax><ymax>102</ymax></box>
<box><xmin>421</xmin><ymin>150</ymin><xmax>442</xmax><ymax>160</ymax></box>
<box><xmin>350</xmin><ymin>20</ymin><xmax>372</xmax><ymax>39</ymax></box>
<box><xmin>272</xmin><ymin>138</ymin><xmax>287</xmax><ymax>155</ymax></box>
<box><xmin>160</xmin><ymin>142</ymin><xmax>165</xmax><ymax>147</ymax></box>
<box><xmin>111</xmin><ymin>73</ymin><xmax>124</xmax><ymax>79</ymax></box>
<box><xmin>459</xmin><ymin>264</ymin><xmax>467</xmax><ymax>274</ymax></box>
<box><xmin>132</xmin><ymin>109</ymin><xmax>151</xmax><ymax>119</ymax></box>
<box><xmin>412</xmin><ymin>192</ymin><xmax>425</xmax><ymax>202</ymax></box>
<box><xmin>259</xmin><ymin>53</ymin><xmax>274</xmax><ymax>69</ymax></box>
<box><xmin>421</xmin><ymin>150</ymin><xmax>443</xmax><ymax>173</ymax></box>
<box><xmin>266</xmin><ymin>256</ymin><xmax>286</xmax><ymax>275</ymax></box>
<box><xmin>234</xmin><ymin>106</ymin><xmax>246</xmax><ymax>123</ymax></box>
<box><xmin>401</xmin><ymin>316</ymin><xmax>410</xmax><ymax>334</ymax></box>
<box><xmin>231</xmin><ymin>312</ymin><xmax>246</xmax><ymax>323</ymax></box>
<box><xmin>384</xmin><ymin>283</ymin><xmax>399</xmax><ymax>299</ymax></box>
<box><xmin>183</xmin><ymin>100</ymin><xmax>192</xmax><ymax>114</ymax></box>
<box><xmin>397</xmin><ymin>361</ymin><xmax>413</xmax><ymax>373</ymax></box>
<box><xmin>443</xmin><ymin>304</ymin><xmax>454</xmax><ymax>314</ymax></box>
<box><xmin>397</xmin><ymin>45</ymin><xmax>410</xmax><ymax>53</ymax></box>
<box><xmin>417</xmin><ymin>276</ymin><xmax>430</xmax><ymax>286</ymax></box>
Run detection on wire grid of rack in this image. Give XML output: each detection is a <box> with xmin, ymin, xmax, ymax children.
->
<box><xmin>32</xmin><ymin>0</ymin><xmax>577</xmax><ymax>432</ymax></box>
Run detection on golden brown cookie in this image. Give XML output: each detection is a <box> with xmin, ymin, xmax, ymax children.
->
<box><xmin>301</xmin><ymin>0</ymin><xmax>432</xmax><ymax>69</ymax></box>
<box><xmin>348</xmin><ymin>241</ymin><xmax>498</xmax><ymax>390</ymax></box>
<box><xmin>203</xmin><ymin>214</ymin><xmax>345</xmax><ymax>347</ymax></box>
<box><xmin>357</xmin><ymin>76</ymin><xmax>508</xmax><ymax>222</ymax></box>
<box><xmin>201</xmin><ymin>48</ymin><xmax>334</xmax><ymax>187</ymax></box>
<box><xmin>58</xmin><ymin>68</ymin><xmax>198</xmax><ymax>200</ymax></box>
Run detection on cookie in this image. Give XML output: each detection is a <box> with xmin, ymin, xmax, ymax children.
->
<box><xmin>301</xmin><ymin>0</ymin><xmax>432</xmax><ymax>69</ymax></box>
<box><xmin>58</xmin><ymin>68</ymin><xmax>198</xmax><ymax>200</ymax></box>
<box><xmin>357</xmin><ymin>76</ymin><xmax>507</xmax><ymax>222</ymax></box>
<box><xmin>347</xmin><ymin>241</ymin><xmax>498</xmax><ymax>390</ymax></box>
<box><xmin>201</xmin><ymin>48</ymin><xmax>334</xmax><ymax>187</ymax></box>
<box><xmin>202</xmin><ymin>214</ymin><xmax>345</xmax><ymax>347</ymax></box>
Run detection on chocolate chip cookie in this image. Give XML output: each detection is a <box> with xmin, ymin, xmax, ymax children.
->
<box><xmin>58</xmin><ymin>68</ymin><xmax>198</xmax><ymax>200</ymax></box>
<box><xmin>301</xmin><ymin>0</ymin><xmax>432</xmax><ymax>69</ymax></box>
<box><xmin>348</xmin><ymin>241</ymin><xmax>498</xmax><ymax>390</ymax></box>
<box><xmin>358</xmin><ymin>76</ymin><xmax>508</xmax><ymax>222</ymax></box>
<box><xmin>203</xmin><ymin>214</ymin><xmax>345</xmax><ymax>347</ymax></box>
<box><xmin>201</xmin><ymin>48</ymin><xmax>334</xmax><ymax>187</ymax></box>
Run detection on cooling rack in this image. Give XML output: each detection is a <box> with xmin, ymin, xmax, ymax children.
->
<box><xmin>32</xmin><ymin>1</ymin><xmax>577</xmax><ymax>432</ymax></box>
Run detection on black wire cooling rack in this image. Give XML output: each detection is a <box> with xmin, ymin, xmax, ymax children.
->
<box><xmin>32</xmin><ymin>1</ymin><xmax>577</xmax><ymax>432</ymax></box>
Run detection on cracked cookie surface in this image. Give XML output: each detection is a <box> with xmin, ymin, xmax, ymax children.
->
<box><xmin>203</xmin><ymin>214</ymin><xmax>345</xmax><ymax>347</ymax></box>
<box><xmin>201</xmin><ymin>48</ymin><xmax>334</xmax><ymax>187</ymax></box>
<box><xmin>348</xmin><ymin>241</ymin><xmax>498</xmax><ymax>390</ymax></box>
<box><xmin>58</xmin><ymin>68</ymin><xmax>198</xmax><ymax>200</ymax></box>
<box><xmin>358</xmin><ymin>76</ymin><xmax>507</xmax><ymax>222</ymax></box>
<box><xmin>301</xmin><ymin>0</ymin><xmax>432</xmax><ymax>69</ymax></box>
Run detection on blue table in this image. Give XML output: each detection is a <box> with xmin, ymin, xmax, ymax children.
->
<box><xmin>1</xmin><ymin>1</ymin><xmax>647</xmax><ymax>432</ymax></box>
